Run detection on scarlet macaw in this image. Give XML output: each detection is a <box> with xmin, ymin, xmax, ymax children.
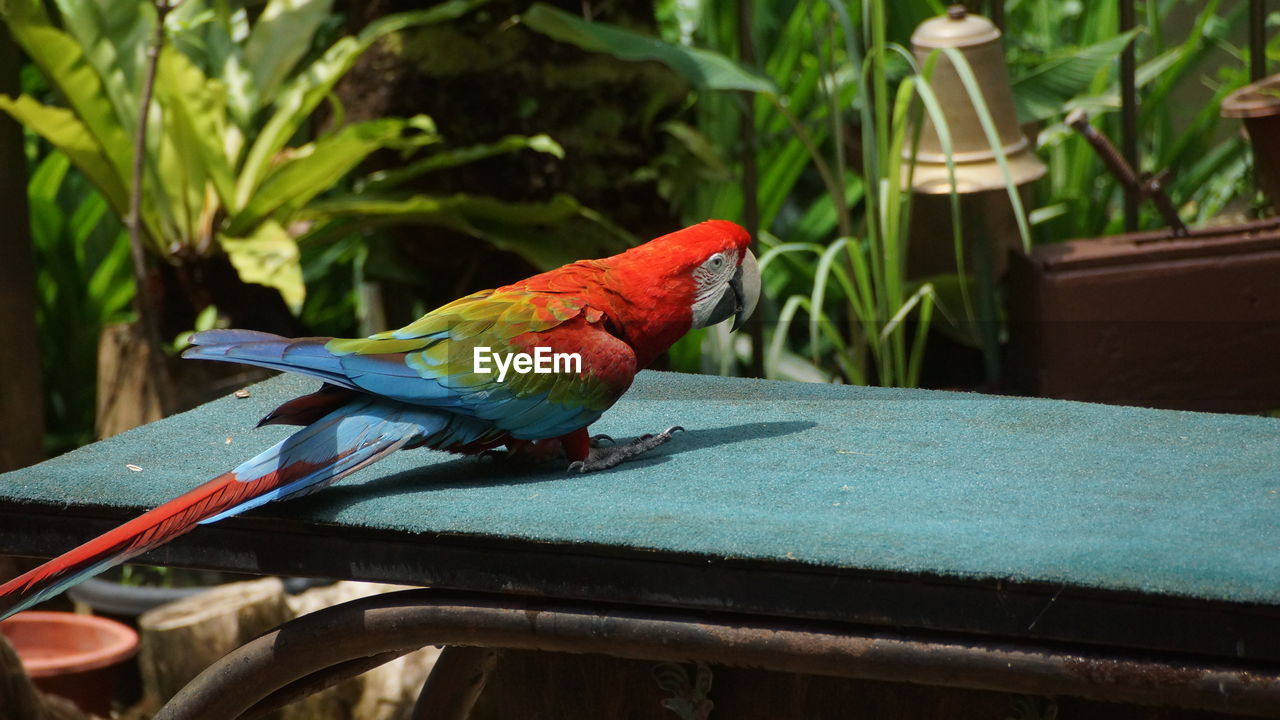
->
<box><xmin>0</xmin><ymin>220</ymin><xmax>759</xmax><ymax>618</ymax></box>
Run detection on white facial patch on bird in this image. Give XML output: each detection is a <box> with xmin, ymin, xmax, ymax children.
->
<box><xmin>690</xmin><ymin>249</ymin><xmax>740</xmax><ymax>328</ymax></box>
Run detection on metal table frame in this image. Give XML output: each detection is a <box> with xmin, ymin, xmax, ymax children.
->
<box><xmin>150</xmin><ymin>589</ymin><xmax>1280</xmax><ymax>719</ymax></box>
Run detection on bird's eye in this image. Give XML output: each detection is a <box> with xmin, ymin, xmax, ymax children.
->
<box><xmin>709</xmin><ymin>253</ymin><xmax>725</xmax><ymax>269</ymax></box>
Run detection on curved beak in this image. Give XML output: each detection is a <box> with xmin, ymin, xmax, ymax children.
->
<box><xmin>705</xmin><ymin>249</ymin><xmax>761</xmax><ymax>332</ymax></box>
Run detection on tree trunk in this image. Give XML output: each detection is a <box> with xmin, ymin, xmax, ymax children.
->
<box><xmin>137</xmin><ymin>578</ymin><xmax>292</xmax><ymax>711</ymax></box>
<box><xmin>138</xmin><ymin>580</ymin><xmax>438</xmax><ymax>719</ymax></box>
<box><xmin>0</xmin><ymin>24</ymin><xmax>45</xmax><ymax>472</ymax></box>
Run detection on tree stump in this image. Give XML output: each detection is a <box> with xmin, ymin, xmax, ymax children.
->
<box><xmin>138</xmin><ymin>579</ymin><xmax>438</xmax><ymax>719</ymax></box>
<box><xmin>95</xmin><ymin>323</ymin><xmax>169</xmax><ymax>440</ymax></box>
<box><xmin>137</xmin><ymin>577</ymin><xmax>290</xmax><ymax>709</ymax></box>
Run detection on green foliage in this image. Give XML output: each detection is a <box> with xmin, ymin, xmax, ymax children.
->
<box><xmin>1007</xmin><ymin>0</ymin><xmax>1254</xmax><ymax>241</ymax></box>
<box><xmin>522</xmin><ymin>3</ymin><xmax>776</xmax><ymax>93</ymax></box>
<box><xmin>5</xmin><ymin>0</ymin><xmax>626</xmax><ymax>319</ymax></box>
<box><xmin>530</xmin><ymin>0</ymin><xmax>966</xmax><ymax>387</ymax></box>
<box><xmin>301</xmin><ymin>192</ymin><xmax>632</xmax><ymax>271</ymax></box>
<box><xmin>0</xmin><ymin>0</ymin><xmax>482</xmax><ymax>307</ymax></box>
<box><xmin>27</xmin><ymin>150</ymin><xmax>132</xmax><ymax>453</ymax></box>
<box><xmin>532</xmin><ymin>0</ymin><xmax>1260</xmax><ymax>388</ymax></box>
<box><xmin>12</xmin><ymin>0</ymin><xmax>639</xmax><ymax>452</ymax></box>
<box><xmin>1010</xmin><ymin>28</ymin><xmax>1140</xmax><ymax>123</ymax></box>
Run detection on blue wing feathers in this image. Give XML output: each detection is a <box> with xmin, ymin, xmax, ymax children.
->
<box><xmin>184</xmin><ymin>318</ymin><xmax>613</xmax><ymax>440</ymax></box>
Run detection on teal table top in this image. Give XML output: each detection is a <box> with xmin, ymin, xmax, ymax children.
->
<box><xmin>2</xmin><ymin>371</ymin><xmax>1278</xmax><ymax>659</ymax></box>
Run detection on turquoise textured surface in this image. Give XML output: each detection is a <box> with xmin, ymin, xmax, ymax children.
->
<box><xmin>2</xmin><ymin>371</ymin><xmax>1277</xmax><ymax>604</ymax></box>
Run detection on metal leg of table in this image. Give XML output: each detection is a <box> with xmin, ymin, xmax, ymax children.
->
<box><xmin>153</xmin><ymin>588</ymin><xmax>1280</xmax><ymax>720</ymax></box>
<box><xmin>240</xmin><ymin>651</ymin><xmax>410</xmax><ymax>720</ymax></box>
<box><xmin>411</xmin><ymin>646</ymin><xmax>498</xmax><ymax>720</ymax></box>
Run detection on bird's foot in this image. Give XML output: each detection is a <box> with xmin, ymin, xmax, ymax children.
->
<box><xmin>567</xmin><ymin>426</ymin><xmax>683</xmax><ymax>474</ymax></box>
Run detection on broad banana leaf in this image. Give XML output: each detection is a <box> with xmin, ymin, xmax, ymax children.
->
<box><xmin>235</xmin><ymin>0</ymin><xmax>489</xmax><ymax>208</ymax></box>
<box><xmin>220</xmin><ymin>221</ymin><xmax>305</xmax><ymax>311</ymax></box>
<box><xmin>244</xmin><ymin>0</ymin><xmax>333</xmax><ymax>104</ymax></box>
<box><xmin>0</xmin><ymin>95</ymin><xmax>151</xmax><ymax>240</ymax></box>
<box><xmin>361</xmin><ymin>134</ymin><xmax>562</xmax><ymax>193</ymax></box>
<box><xmin>521</xmin><ymin>2</ymin><xmax>776</xmax><ymax>94</ymax></box>
<box><xmin>227</xmin><ymin>116</ymin><xmax>435</xmax><ymax>235</ymax></box>
<box><xmin>300</xmin><ymin>193</ymin><xmax>635</xmax><ymax>270</ymax></box>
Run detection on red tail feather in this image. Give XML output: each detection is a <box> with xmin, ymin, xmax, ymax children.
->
<box><xmin>0</xmin><ymin>461</ymin><xmax>320</xmax><ymax>617</ymax></box>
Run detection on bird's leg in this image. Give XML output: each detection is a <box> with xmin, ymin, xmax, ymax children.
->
<box><xmin>498</xmin><ymin>437</ymin><xmax>568</xmax><ymax>464</ymax></box>
<box><xmin>493</xmin><ymin>429</ymin><xmax>592</xmax><ymax>466</ymax></box>
<box><xmin>567</xmin><ymin>426</ymin><xmax>684</xmax><ymax>474</ymax></box>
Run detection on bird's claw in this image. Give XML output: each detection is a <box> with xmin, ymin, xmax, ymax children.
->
<box><xmin>567</xmin><ymin>426</ymin><xmax>684</xmax><ymax>474</ymax></box>
<box><xmin>590</xmin><ymin>433</ymin><xmax>616</xmax><ymax>448</ymax></box>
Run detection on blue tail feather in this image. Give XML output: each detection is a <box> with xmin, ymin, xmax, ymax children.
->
<box><xmin>183</xmin><ymin>331</ymin><xmax>358</xmax><ymax>390</ymax></box>
<box><xmin>198</xmin><ymin>400</ymin><xmax>451</xmax><ymax>524</ymax></box>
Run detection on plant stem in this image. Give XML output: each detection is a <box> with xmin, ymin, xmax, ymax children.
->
<box><xmin>822</xmin><ymin>12</ymin><xmax>849</xmax><ymax>236</ymax></box>
<box><xmin>127</xmin><ymin>1</ymin><xmax>174</xmax><ymax>413</ymax></box>
<box><xmin>768</xmin><ymin>96</ymin><xmax>848</xmax><ymax>238</ymax></box>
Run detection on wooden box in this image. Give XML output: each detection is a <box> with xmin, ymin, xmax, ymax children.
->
<box><xmin>1005</xmin><ymin>218</ymin><xmax>1280</xmax><ymax>412</ymax></box>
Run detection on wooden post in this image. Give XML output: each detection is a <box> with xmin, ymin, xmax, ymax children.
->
<box><xmin>0</xmin><ymin>23</ymin><xmax>45</xmax><ymax>472</ymax></box>
<box><xmin>1119</xmin><ymin>0</ymin><xmax>1139</xmax><ymax>232</ymax></box>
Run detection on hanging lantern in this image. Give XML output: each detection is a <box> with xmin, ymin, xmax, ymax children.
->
<box><xmin>902</xmin><ymin>6</ymin><xmax>1044</xmax><ymax>280</ymax></box>
<box><xmin>907</xmin><ymin>5</ymin><xmax>1045</xmax><ymax>194</ymax></box>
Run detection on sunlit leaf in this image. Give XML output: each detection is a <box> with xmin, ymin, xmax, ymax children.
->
<box><xmin>0</xmin><ymin>95</ymin><xmax>129</xmax><ymax>215</ymax></box>
<box><xmin>51</xmin><ymin>0</ymin><xmax>150</xmax><ymax>136</ymax></box>
<box><xmin>244</xmin><ymin>0</ymin><xmax>333</xmax><ymax>102</ymax></box>
<box><xmin>0</xmin><ymin>17</ymin><xmax>133</xmax><ymax>187</ymax></box>
<box><xmin>156</xmin><ymin>46</ymin><xmax>235</xmax><ymax>210</ymax></box>
<box><xmin>220</xmin><ymin>221</ymin><xmax>306</xmax><ymax>310</ymax></box>
<box><xmin>301</xmin><ymin>192</ymin><xmax>634</xmax><ymax>270</ymax></box>
<box><xmin>227</xmin><ymin>117</ymin><xmax>424</xmax><ymax>235</ymax></box>
<box><xmin>361</xmin><ymin>133</ymin><xmax>561</xmax><ymax>192</ymax></box>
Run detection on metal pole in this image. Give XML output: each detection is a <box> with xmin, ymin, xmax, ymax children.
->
<box><xmin>411</xmin><ymin>646</ymin><xmax>499</xmax><ymax>720</ymax></box>
<box><xmin>1120</xmin><ymin>0</ymin><xmax>1139</xmax><ymax>232</ymax></box>
<box><xmin>740</xmin><ymin>0</ymin><xmax>764</xmax><ymax>379</ymax></box>
<box><xmin>1066</xmin><ymin>110</ymin><xmax>1187</xmax><ymax>237</ymax></box>
<box><xmin>1250</xmin><ymin>0</ymin><xmax>1266</xmax><ymax>82</ymax></box>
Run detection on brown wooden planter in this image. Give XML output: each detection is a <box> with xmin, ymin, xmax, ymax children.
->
<box><xmin>1222</xmin><ymin>74</ymin><xmax>1280</xmax><ymax>211</ymax></box>
<box><xmin>1005</xmin><ymin>218</ymin><xmax>1280</xmax><ymax>412</ymax></box>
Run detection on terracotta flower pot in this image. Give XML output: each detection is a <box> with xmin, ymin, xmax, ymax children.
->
<box><xmin>0</xmin><ymin>611</ymin><xmax>139</xmax><ymax>716</ymax></box>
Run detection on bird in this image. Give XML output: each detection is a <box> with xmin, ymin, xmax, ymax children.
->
<box><xmin>0</xmin><ymin>219</ymin><xmax>759</xmax><ymax>619</ymax></box>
